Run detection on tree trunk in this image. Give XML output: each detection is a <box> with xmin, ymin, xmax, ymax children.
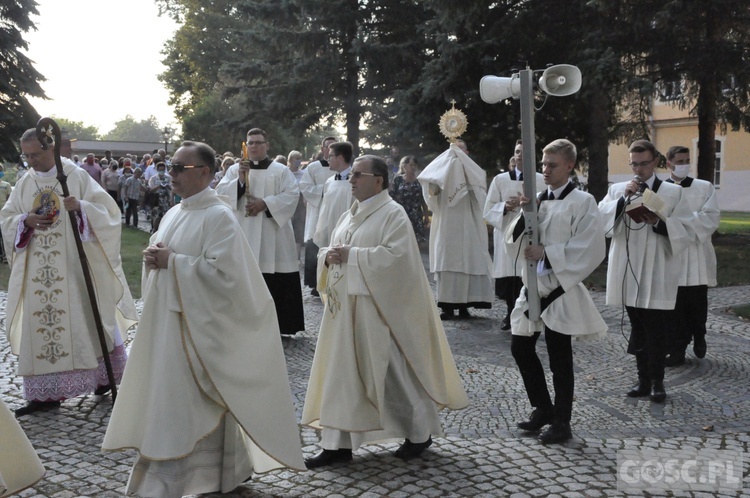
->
<box><xmin>586</xmin><ymin>87</ymin><xmax>610</xmax><ymax>202</ymax></box>
<box><xmin>696</xmin><ymin>7</ymin><xmax>719</xmax><ymax>183</ymax></box>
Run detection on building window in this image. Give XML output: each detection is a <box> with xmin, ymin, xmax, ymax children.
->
<box><xmin>691</xmin><ymin>136</ymin><xmax>724</xmax><ymax>188</ymax></box>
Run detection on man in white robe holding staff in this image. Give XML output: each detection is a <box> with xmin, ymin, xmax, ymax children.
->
<box><xmin>103</xmin><ymin>141</ymin><xmax>304</xmax><ymax>497</ymax></box>
<box><xmin>302</xmin><ymin>155</ymin><xmax>468</xmax><ymax>469</ymax></box>
<box><xmin>507</xmin><ymin>139</ymin><xmax>607</xmax><ymax>444</ymax></box>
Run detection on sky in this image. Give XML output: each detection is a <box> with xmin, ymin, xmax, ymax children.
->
<box><xmin>24</xmin><ymin>0</ymin><xmax>180</xmax><ymax>135</ymax></box>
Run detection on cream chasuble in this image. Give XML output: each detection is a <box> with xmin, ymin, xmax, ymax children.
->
<box><xmin>215</xmin><ymin>161</ymin><xmax>300</xmax><ymax>273</ymax></box>
<box><xmin>0</xmin><ymin>160</ymin><xmax>137</xmax><ymax>377</ymax></box>
<box><xmin>103</xmin><ymin>188</ymin><xmax>304</xmax><ymax>478</ymax></box>
<box><xmin>302</xmin><ymin>190</ymin><xmax>468</xmax><ymax>435</ymax></box>
<box><xmin>312</xmin><ymin>176</ymin><xmax>354</xmax><ymax>248</ymax></box>
<box><xmin>505</xmin><ymin>188</ymin><xmax>608</xmax><ymax>338</ymax></box>
<box><xmin>598</xmin><ymin>179</ymin><xmax>693</xmax><ymax>310</ymax></box>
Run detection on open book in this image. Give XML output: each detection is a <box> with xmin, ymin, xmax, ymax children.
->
<box><xmin>625</xmin><ymin>188</ymin><xmax>667</xmax><ymax>223</ymax></box>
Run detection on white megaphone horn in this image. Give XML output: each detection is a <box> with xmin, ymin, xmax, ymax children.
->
<box><xmin>479</xmin><ymin>74</ymin><xmax>521</xmax><ymax>103</ymax></box>
<box><xmin>538</xmin><ymin>64</ymin><xmax>582</xmax><ymax>96</ymax></box>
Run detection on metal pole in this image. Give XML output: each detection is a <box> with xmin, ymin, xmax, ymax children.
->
<box><xmin>519</xmin><ymin>69</ymin><xmax>541</xmax><ymax>322</ymax></box>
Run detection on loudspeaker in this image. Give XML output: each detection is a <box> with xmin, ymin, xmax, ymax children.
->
<box><xmin>538</xmin><ymin>64</ymin><xmax>581</xmax><ymax>96</ymax></box>
<box><xmin>479</xmin><ymin>75</ymin><xmax>521</xmax><ymax>103</ymax></box>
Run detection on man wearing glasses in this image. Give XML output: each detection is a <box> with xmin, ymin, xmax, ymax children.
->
<box><xmin>598</xmin><ymin>139</ymin><xmax>692</xmax><ymax>403</ymax></box>
<box><xmin>104</xmin><ymin>141</ymin><xmax>304</xmax><ymax>496</ymax></box>
<box><xmin>302</xmin><ymin>155</ymin><xmax>468</xmax><ymax>469</ymax></box>
<box><xmin>216</xmin><ymin>128</ymin><xmax>305</xmax><ymax>335</ymax></box>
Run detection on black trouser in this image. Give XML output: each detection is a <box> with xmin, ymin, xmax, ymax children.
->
<box><xmin>668</xmin><ymin>285</ymin><xmax>708</xmax><ymax>355</ymax></box>
<box><xmin>303</xmin><ymin>240</ymin><xmax>319</xmax><ymax>288</ymax></box>
<box><xmin>107</xmin><ymin>189</ymin><xmax>123</xmax><ymax>213</ymax></box>
<box><xmin>125</xmin><ymin>198</ymin><xmax>139</xmax><ymax>226</ymax></box>
<box><xmin>496</xmin><ymin>276</ymin><xmax>523</xmax><ymax>317</ymax></box>
<box><xmin>626</xmin><ymin>306</ymin><xmax>669</xmax><ymax>382</ymax></box>
<box><xmin>511</xmin><ymin>327</ymin><xmax>574</xmax><ymax>424</ymax></box>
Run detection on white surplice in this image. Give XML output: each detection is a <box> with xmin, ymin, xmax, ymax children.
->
<box><xmin>215</xmin><ymin>161</ymin><xmax>300</xmax><ymax>273</ymax></box>
<box><xmin>484</xmin><ymin>171</ymin><xmax>545</xmax><ymax>279</ymax></box>
<box><xmin>418</xmin><ymin>144</ymin><xmax>493</xmax><ymax>305</ymax></box>
<box><xmin>505</xmin><ymin>187</ymin><xmax>608</xmax><ymax>338</ymax></box>
<box><xmin>302</xmin><ymin>190</ymin><xmax>468</xmax><ymax>448</ymax></box>
<box><xmin>299</xmin><ymin>160</ymin><xmax>336</xmax><ymax>241</ymax></box>
<box><xmin>671</xmin><ymin>178</ymin><xmax>719</xmax><ymax>286</ymax></box>
<box><xmin>312</xmin><ymin>176</ymin><xmax>354</xmax><ymax>248</ymax></box>
<box><xmin>598</xmin><ymin>178</ymin><xmax>693</xmax><ymax>309</ymax></box>
<box><xmin>102</xmin><ymin>187</ymin><xmax>304</xmax><ymax>497</ymax></box>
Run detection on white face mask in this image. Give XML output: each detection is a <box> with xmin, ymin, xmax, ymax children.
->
<box><xmin>673</xmin><ymin>164</ymin><xmax>691</xmax><ymax>179</ymax></box>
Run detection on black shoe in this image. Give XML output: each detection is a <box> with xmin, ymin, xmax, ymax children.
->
<box><xmin>310</xmin><ymin>288</ymin><xmax>320</xmax><ymax>297</ymax></box>
<box><xmin>15</xmin><ymin>400</ymin><xmax>61</xmax><ymax>417</ymax></box>
<box><xmin>665</xmin><ymin>352</ymin><xmax>685</xmax><ymax>367</ymax></box>
<box><xmin>457</xmin><ymin>308</ymin><xmax>471</xmax><ymax>319</ymax></box>
<box><xmin>304</xmin><ymin>449</ymin><xmax>352</xmax><ymax>469</ymax></box>
<box><xmin>517</xmin><ymin>408</ymin><xmax>554</xmax><ymax>432</ymax></box>
<box><xmin>395</xmin><ymin>436</ymin><xmax>432</xmax><ymax>460</ymax></box>
<box><xmin>693</xmin><ymin>336</ymin><xmax>707</xmax><ymax>359</ymax></box>
<box><xmin>94</xmin><ymin>384</ymin><xmax>112</xmax><ymax>396</ymax></box>
<box><xmin>501</xmin><ymin>315</ymin><xmax>511</xmax><ymax>331</ymax></box>
<box><xmin>539</xmin><ymin>422</ymin><xmax>572</xmax><ymax>444</ymax></box>
<box><xmin>651</xmin><ymin>380</ymin><xmax>666</xmax><ymax>403</ymax></box>
<box><xmin>440</xmin><ymin>310</ymin><xmax>455</xmax><ymax>320</ymax></box>
<box><xmin>627</xmin><ymin>380</ymin><xmax>651</xmax><ymax>398</ymax></box>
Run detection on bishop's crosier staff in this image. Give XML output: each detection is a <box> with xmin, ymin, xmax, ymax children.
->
<box><xmin>35</xmin><ymin>117</ymin><xmax>118</xmax><ymax>402</ymax></box>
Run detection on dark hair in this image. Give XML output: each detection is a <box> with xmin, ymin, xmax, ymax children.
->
<box><xmin>247</xmin><ymin>128</ymin><xmax>268</xmax><ymax>139</ymax></box>
<box><xmin>666</xmin><ymin>145</ymin><xmax>689</xmax><ymax>161</ymax></box>
<box><xmin>329</xmin><ymin>141</ymin><xmax>353</xmax><ymax>163</ymax></box>
<box><xmin>322</xmin><ymin>136</ymin><xmax>337</xmax><ymax>146</ymax></box>
<box><xmin>628</xmin><ymin>139</ymin><xmax>658</xmax><ymax>159</ymax></box>
<box><xmin>180</xmin><ymin>140</ymin><xmax>217</xmax><ymax>173</ymax></box>
<box><xmin>355</xmin><ymin>155</ymin><xmax>389</xmax><ymax>190</ymax></box>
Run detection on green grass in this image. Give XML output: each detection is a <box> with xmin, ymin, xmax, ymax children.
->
<box><xmin>0</xmin><ymin>226</ymin><xmax>151</xmax><ymax>299</ymax></box>
<box><xmin>718</xmin><ymin>211</ymin><xmax>750</xmax><ymax>234</ymax></box>
<box><xmin>732</xmin><ymin>303</ymin><xmax>750</xmax><ymax>320</ymax></box>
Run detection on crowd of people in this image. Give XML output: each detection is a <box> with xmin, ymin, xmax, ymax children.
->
<box><xmin>0</xmin><ymin>127</ymin><xmax>719</xmax><ymax>497</ymax></box>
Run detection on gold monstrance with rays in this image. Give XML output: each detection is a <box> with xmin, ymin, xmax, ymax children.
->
<box><xmin>439</xmin><ymin>100</ymin><xmax>468</xmax><ymax>143</ymax></box>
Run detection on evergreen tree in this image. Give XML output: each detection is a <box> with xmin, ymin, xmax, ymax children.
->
<box><xmin>0</xmin><ymin>0</ymin><xmax>46</xmax><ymax>160</ymax></box>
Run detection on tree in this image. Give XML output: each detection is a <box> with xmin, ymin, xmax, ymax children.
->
<box><xmin>102</xmin><ymin>115</ymin><xmax>164</xmax><ymax>142</ymax></box>
<box><xmin>52</xmin><ymin>117</ymin><xmax>100</xmax><ymax>140</ymax></box>
<box><xmin>0</xmin><ymin>0</ymin><xmax>47</xmax><ymax>161</ymax></box>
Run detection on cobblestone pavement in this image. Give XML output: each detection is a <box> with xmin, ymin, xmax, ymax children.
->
<box><xmin>2</xmin><ymin>247</ymin><xmax>749</xmax><ymax>496</ymax></box>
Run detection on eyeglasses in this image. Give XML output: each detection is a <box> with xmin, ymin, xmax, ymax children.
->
<box><xmin>20</xmin><ymin>152</ymin><xmax>46</xmax><ymax>161</ymax></box>
<box><xmin>350</xmin><ymin>171</ymin><xmax>378</xmax><ymax>179</ymax></box>
<box><xmin>246</xmin><ymin>140</ymin><xmax>267</xmax><ymax>146</ymax></box>
<box><xmin>168</xmin><ymin>163</ymin><xmax>207</xmax><ymax>173</ymax></box>
<box><xmin>629</xmin><ymin>159</ymin><xmax>653</xmax><ymax>168</ymax></box>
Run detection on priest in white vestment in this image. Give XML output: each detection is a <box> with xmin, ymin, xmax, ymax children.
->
<box><xmin>505</xmin><ymin>139</ymin><xmax>607</xmax><ymax>444</ymax></box>
<box><xmin>663</xmin><ymin>145</ymin><xmax>720</xmax><ymax>366</ymax></box>
<box><xmin>418</xmin><ymin>143</ymin><xmax>493</xmax><ymax>319</ymax></box>
<box><xmin>598</xmin><ymin>140</ymin><xmax>692</xmax><ymax>403</ymax></box>
<box><xmin>215</xmin><ymin>128</ymin><xmax>305</xmax><ymax>335</ymax></box>
<box><xmin>302</xmin><ymin>155</ymin><xmax>468</xmax><ymax>469</ymax></box>
<box><xmin>103</xmin><ymin>141</ymin><xmax>304</xmax><ymax>498</ymax></box>
<box><xmin>484</xmin><ymin>140</ymin><xmax>545</xmax><ymax>330</ymax></box>
<box><xmin>0</xmin><ymin>398</ymin><xmax>45</xmax><ymax>496</ymax></box>
<box><xmin>0</xmin><ymin>129</ymin><xmax>138</xmax><ymax>417</ymax></box>
<box><xmin>299</xmin><ymin>136</ymin><xmax>337</xmax><ymax>293</ymax></box>
<box><xmin>312</xmin><ymin>141</ymin><xmax>354</xmax><ymax>248</ymax></box>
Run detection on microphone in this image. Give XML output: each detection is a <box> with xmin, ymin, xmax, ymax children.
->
<box><xmin>627</xmin><ymin>175</ymin><xmax>645</xmax><ymax>202</ymax></box>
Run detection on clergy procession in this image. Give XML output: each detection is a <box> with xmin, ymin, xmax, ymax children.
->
<box><xmin>0</xmin><ymin>119</ymin><xmax>739</xmax><ymax>497</ymax></box>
